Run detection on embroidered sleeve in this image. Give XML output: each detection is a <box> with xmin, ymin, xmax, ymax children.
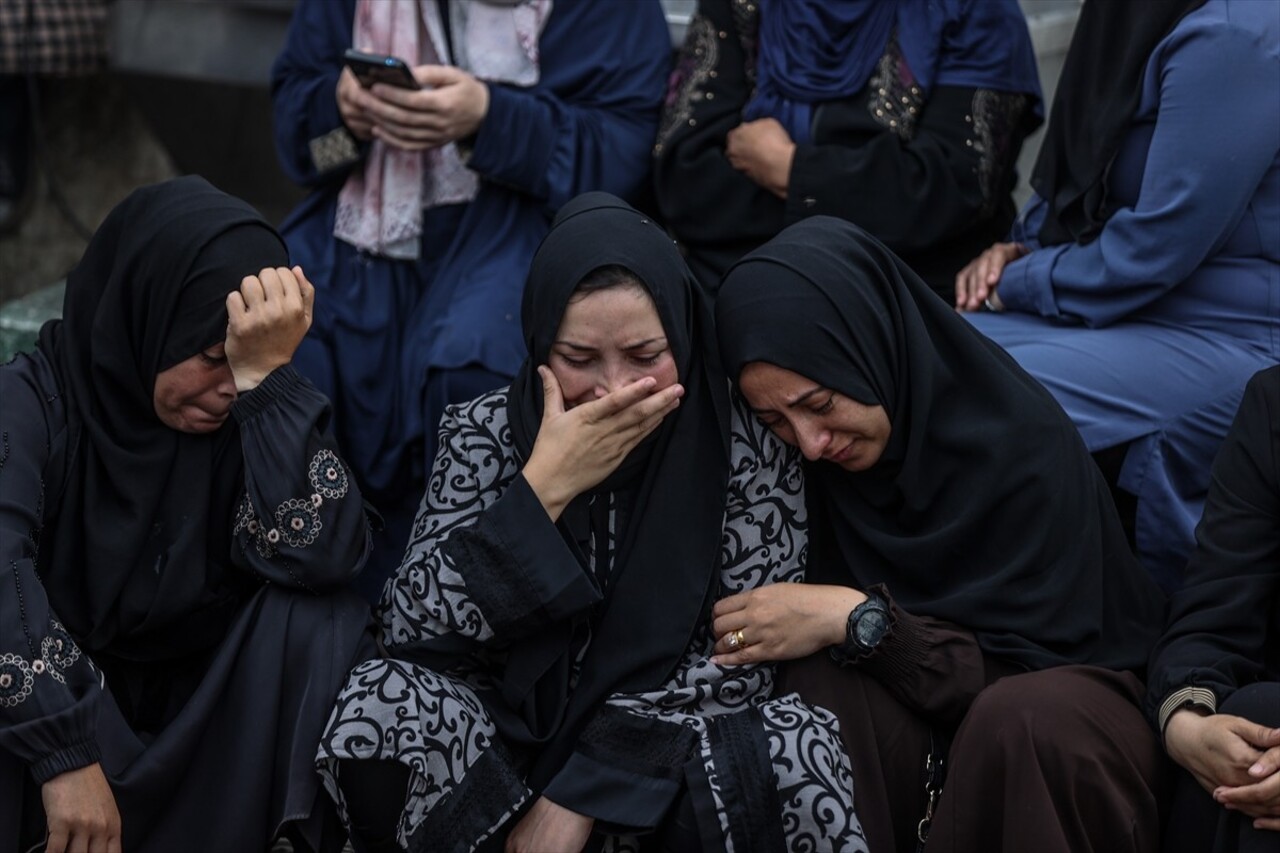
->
<box><xmin>231</xmin><ymin>365</ymin><xmax>371</xmax><ymax>592</ymax></box>
<box><xmin>968</xmin><ymin>89</ymin><xmax>1037</xmax><ymax>219</ymax></box>
<box><xmin>0</xmin><ymin>354</ymin><xmax>104</xmax><ymax>781</ymax></box>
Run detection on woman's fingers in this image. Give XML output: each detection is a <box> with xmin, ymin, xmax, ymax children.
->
<box><xmin>538</xmin><ymin>366</ymin><xmax>566</xmax><ymax>419</ymax></box>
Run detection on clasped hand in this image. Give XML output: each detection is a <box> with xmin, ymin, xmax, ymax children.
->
<box><xmin>336</xmin><ymin>64</ymin><xmax>489</xmax><ymax>151</ymax></box>
<box><xmin>953</xmin><ymin>241</ymin><xmax>1029</xmax><ymax>312</ymax></box>
<box><xmin>1165</xmin><ymin>710</ymin><xmax>1280</xmax><ymax>830</ymax></box>
<box><xmin>521</xmin><ymin>366</ymin><xmax>683</xmax><ymax>522</ymax></box>
<box><xmin>225</xmin><ymin>265</ymin><xmax>314</xmax><ymax>393</ymax></box>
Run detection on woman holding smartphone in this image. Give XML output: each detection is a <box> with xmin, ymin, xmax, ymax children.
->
<box><xmin>270</xmin><ymin>0</ymin><xmax>673</xmax><ymax>598</ymax></box>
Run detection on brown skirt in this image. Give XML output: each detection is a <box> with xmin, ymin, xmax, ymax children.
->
<box><xmin>782</xmin><ymin>652</ymin><xmax>1168</xmax><ymax>853</ymax></box>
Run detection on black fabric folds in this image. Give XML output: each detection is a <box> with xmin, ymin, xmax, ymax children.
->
<box><xmin>504</xmin><ymin>192</ymin><xmax>731</xmax><ymax>786</ymax></box>
<box><xmin>1030</xmin><ymin>0</ymin><xmax>1207</xmax><ymax>245</ymax></box>
<box><xmin>34</xmin><ymin>175</ymin><xmax>290</xmax><ymax>658</ymax></box>
<box><xmin>716</xmin><ymin>217</ymin><xmax>1164</xmax><ymax>671</ymax></box>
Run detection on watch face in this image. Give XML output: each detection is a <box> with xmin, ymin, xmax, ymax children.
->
<box><xmin>855</xmin><ymin>607</ymin><xmax>891</xmax><ymax>648</ymax></box>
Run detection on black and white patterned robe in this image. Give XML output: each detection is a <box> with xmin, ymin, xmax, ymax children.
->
<box><xmin>318</xmin><ymin>388</ymin><xmax>867</xmax><ymax>852</ymax></box>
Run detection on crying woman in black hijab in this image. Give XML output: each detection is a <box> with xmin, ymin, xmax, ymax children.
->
<box><xmin>318</xmin><ymin>193</ymin><xmax>867</xmax><ymax>853</ymax></box>
<box><xmin>711</xmin><ymin>217</ymin><xmax>1168</xmax><ymax>853</ymax></box>
<box><xmin>0</xmin><ymin>176</ymin><xmax>373</xmax><ymax>853</ymax></box>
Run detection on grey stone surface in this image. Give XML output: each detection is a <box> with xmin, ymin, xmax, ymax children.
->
<box><xmin>0</xmin><ymin>279</ymin><xmax>63</xmax><ymax>362</ymax></box>
<box><xmin>0</xmin><ymin>76</ymin><xmax>177</xmax><ymax>305</ymax></box>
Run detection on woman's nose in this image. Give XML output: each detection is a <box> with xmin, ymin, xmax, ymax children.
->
<box><xmin>595</xmin><ymin>363</ymin><xmax>641</xmax><ymax>398</ymax></box>
<box><xmin>216</xmin><ymin>365</ymin><xmax>238</xmax><ymax>398</ymax></box>
<box><xmin>794</xmin><ymin>422</ymin><xmax>831</xmax><ymax>461</ymax></box>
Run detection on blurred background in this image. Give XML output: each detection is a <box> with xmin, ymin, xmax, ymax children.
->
<box><xmin>0</xmin><ymin>0</ymin><xmax>1081</xmax><ymax>349</ymax></box>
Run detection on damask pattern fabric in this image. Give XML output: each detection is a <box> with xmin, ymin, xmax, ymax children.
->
<box><xmin>318</xmin><ymin>389</ymin><xmax>868</xmax><ymax>852</ymax></box>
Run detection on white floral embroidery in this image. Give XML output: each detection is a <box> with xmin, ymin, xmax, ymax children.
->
<box><xmin>40</xmin><ymin>621</ymin><xmax>82</xmax><ymax>686</ymax></box>
<box><xmin>275</xmin><ymin>498</ymin><xmax>322</xmax><ymax>548</ymax></box>
<box><xmin>0</xmin><ymin>652</ymin><xmax>34</xmax><ymax>707</ymax></box>
<box><xmin>308</xmin><ymin>449</ymin><xmax>350</xmax><ymax>500</ymax></box>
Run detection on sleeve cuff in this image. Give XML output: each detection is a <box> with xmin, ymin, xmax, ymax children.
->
<box><xmin>458</xmin><ymin>475</ymin><xmax>600</xmax><ymax>635</ymax></box>
<box><xmin>30</xmin><ymin>740</ymin><xmax>102</xmax><ymax>786</ymax></box>
<box><xmin>466</xmin><ymin>84</ymin><xmax>554</xmax><ymax>192</ymax></box>
<box><xmin>308</xmin><ymin>126</ymin><xmax>362</xmax><ymax>174</ymax></box>
<box><xmin>231</xmin><ymin>365</ymin><xmax>309</xmax><ymax>423</ymax></box>
<box><xmin>850</xmin><ymin>586</ymin><xmax>931</xmax><ymax>683</ymax></box>
<box><xmin>542</xmin><ymin>751</ymin><xmax>682</xmax><ymax>830</ymax></box>
<box><xmin>998</xmin><ymin>245</ymin><xmax>1064</xmax><ymax>317</ymax></box>
<box><xmin>784</xmin><ymin>145</ymin><xmax>831</xmax><ymax>221</ymax></box>
<box><xmin>1158</xmin><ymin>686</ymin><xmax>1218</xmax><ymax>735</ymax></box>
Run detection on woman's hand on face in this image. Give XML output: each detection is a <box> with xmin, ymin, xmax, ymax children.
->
<box><xmin>364</xmin><ymin>65</ymin><xmax>490</xmax><ymax>151</ymax></box>
<box><xmin>42</xmin><ymin>762</ymin><xmax>123</xmax><ymax>853</ymax></box>
<box><xmin>954</xmin><ymin>242</ymin><xmax>1028</xmax><ymax>313</ymax></box>
<box><xmin>225</xmin><ymin>265</ymin><xmax>316</xmax><ymax>393</ymax></box>
<box><xmin>725</xmin><ymin>119</ymin><xmax>795</xmax><ymax>200</ymax></box>
<box><xmin>710</xmin><ymin>583</ymin><xmax>866</xmax><ymax>666</ymax></box>
<box><xmin>505</xmin><ymin>796</ymin><xmax>594</xmax><ymax>853</ymax></box>
<box><xmin>522</xmin><ymin>366</ymin><xmax>683</xmax><ymax>522</ymax></box>
<box><xmin>335</xmin><ymin>67</ymin><xmax>376</xmax><ymax>140</ymax></box>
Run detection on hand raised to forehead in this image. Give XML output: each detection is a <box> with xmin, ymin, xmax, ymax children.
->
<box><xmin>521</xmin><ymin>365</ymin><xmax>683</xmax><ymax>523</ymax></box>
<box><xmin>225</xmin><ymin>265</ymin><xmax>315</xmax><ymax>393</ymax></box>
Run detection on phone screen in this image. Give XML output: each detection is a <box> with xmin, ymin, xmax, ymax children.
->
<box><xmin>344</xmin><ymin>49</ymin><xmax>419</xmax><ymax>90</ymax></box>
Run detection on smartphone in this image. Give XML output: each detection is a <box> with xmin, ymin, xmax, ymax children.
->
<box><xmin>343</xmin><ymin>48</ymin><xmax>420</xmax><ymax>90</ymax></box>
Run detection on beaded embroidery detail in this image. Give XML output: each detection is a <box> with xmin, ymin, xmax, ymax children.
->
<box><xmin>655</xmin><ymin>13</ymin><xmax>719</xmax><ymax>154</ymax></box>
<box><xmin>866</xmin><ymin>33</ymin><xmax>923</xmax><ymax>143</ymax></box>
<box><xmin>968</xmin><ymin>89</ymin><xmax>1036</xmax><ymax>217</ymax></box>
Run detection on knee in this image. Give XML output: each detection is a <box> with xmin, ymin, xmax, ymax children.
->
<box><xmin>960</xmin><ymin>668</ymin><xmax>1151</xmax><ymax>770</ymax></box>
<box><xmin>1220</xmin><ymin>682</ymin><xmax>1280</xmax><ymax>728</ymax></box>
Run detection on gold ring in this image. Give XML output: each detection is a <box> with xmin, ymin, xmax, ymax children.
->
<box><xmin>727</xmin><ymin>628</ymin><xmax>746</xmax><ymax>650</ymax></box>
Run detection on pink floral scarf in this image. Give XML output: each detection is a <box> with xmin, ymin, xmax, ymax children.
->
<box><xmin>334</xmin><ymin>0</ymin><xmax>552</xmax><ymax>259</ymax></box>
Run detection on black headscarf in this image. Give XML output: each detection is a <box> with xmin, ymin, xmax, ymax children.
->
<box><xmin>716</xmin><ymin>217</ymin><xmax>1164</xmax><ymax>671</ymax></box>
<box><xmin>35</xmin><ymin>176</ymin><xmax>290</xmax><ymax>659</ymax></box>
<box><xmin>505</xmin><ymin>192</ymin><xmax>730</xmax><ymax>785</ymax></box>
<box><xmin>1031</xmin><ymin>0</ymin><xmax>1207</xmax><ymax>245</ymax></box>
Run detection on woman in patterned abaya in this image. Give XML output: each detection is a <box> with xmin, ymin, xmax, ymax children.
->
<box><xmin>317</xmin><ymin>193</ymin><xmax>866</xmax><ymax>853</ymax></box>
<box><xmin>0</xmin><ymin>177</ymin><xmax>373</xmax><ymax>853</ymax></box>
<box><xmin>714</xmin><ymin>218</ymin><xmax>1168</xmax><ymax>853</ymax></box>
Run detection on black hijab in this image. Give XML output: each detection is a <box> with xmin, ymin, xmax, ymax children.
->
<box><xmin>716</xmin><ymin>217</ymin><xmax>1164</xmax><ymax>671</ymax></box>
<box><xmin>1031</xmin><ymin>0</ymin><xmax>1207</xmax><ymax>245</ymax></box>
<box><xmin>35</xmin><ymin>176</ymin><xmax>290</xmax><ymax>659</ymax></box>
<box><xmin>505</xmin><ymin>192</ymin><xmax>730</xmax><ymax>785</ymax></box>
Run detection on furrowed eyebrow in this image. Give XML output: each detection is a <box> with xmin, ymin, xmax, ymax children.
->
<box><xmin>621</xmin><ymin>337</ymin><xmax>666</xmax><ymax>351</ymax></box>
<box><xmin>786</xmin><ymin>386</ymin><xmax>826</xmax><ymax>408</ymax></box>
<box><xmin>552</xmin><ymin>337</ymin><xmax>667</xmax><ymax>352</ymax></box>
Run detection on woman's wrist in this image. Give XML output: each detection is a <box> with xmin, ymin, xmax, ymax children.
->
<box><xmin>521</xmin><ymin>457</ymin><xmax>575</xmax><ymax>523</ymax></box>
<box><xmin>825</xmin><ymin>586</ymin><xmax>869</xmax><ymax>647</ymax></box>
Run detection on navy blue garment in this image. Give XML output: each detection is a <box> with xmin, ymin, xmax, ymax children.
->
<box><xmin>744</xmin><ymin>0</ymin><xmax>1041</xmax><ymax>144</ymax></box>
<box><xmin>967</xmin><ymin>0</ymin><xmax>1280</xmax><ymax>592</ymax></box>
<box><xmin>270</xmin><ymin>0</ymin><xmax>671</xmax><ymax>595</ymax></box>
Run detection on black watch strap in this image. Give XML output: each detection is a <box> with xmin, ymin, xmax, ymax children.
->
<box><xmin>830</xmin><ymin>592</ymin><xmax>890</xmax><ymax>665</ymax></box>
